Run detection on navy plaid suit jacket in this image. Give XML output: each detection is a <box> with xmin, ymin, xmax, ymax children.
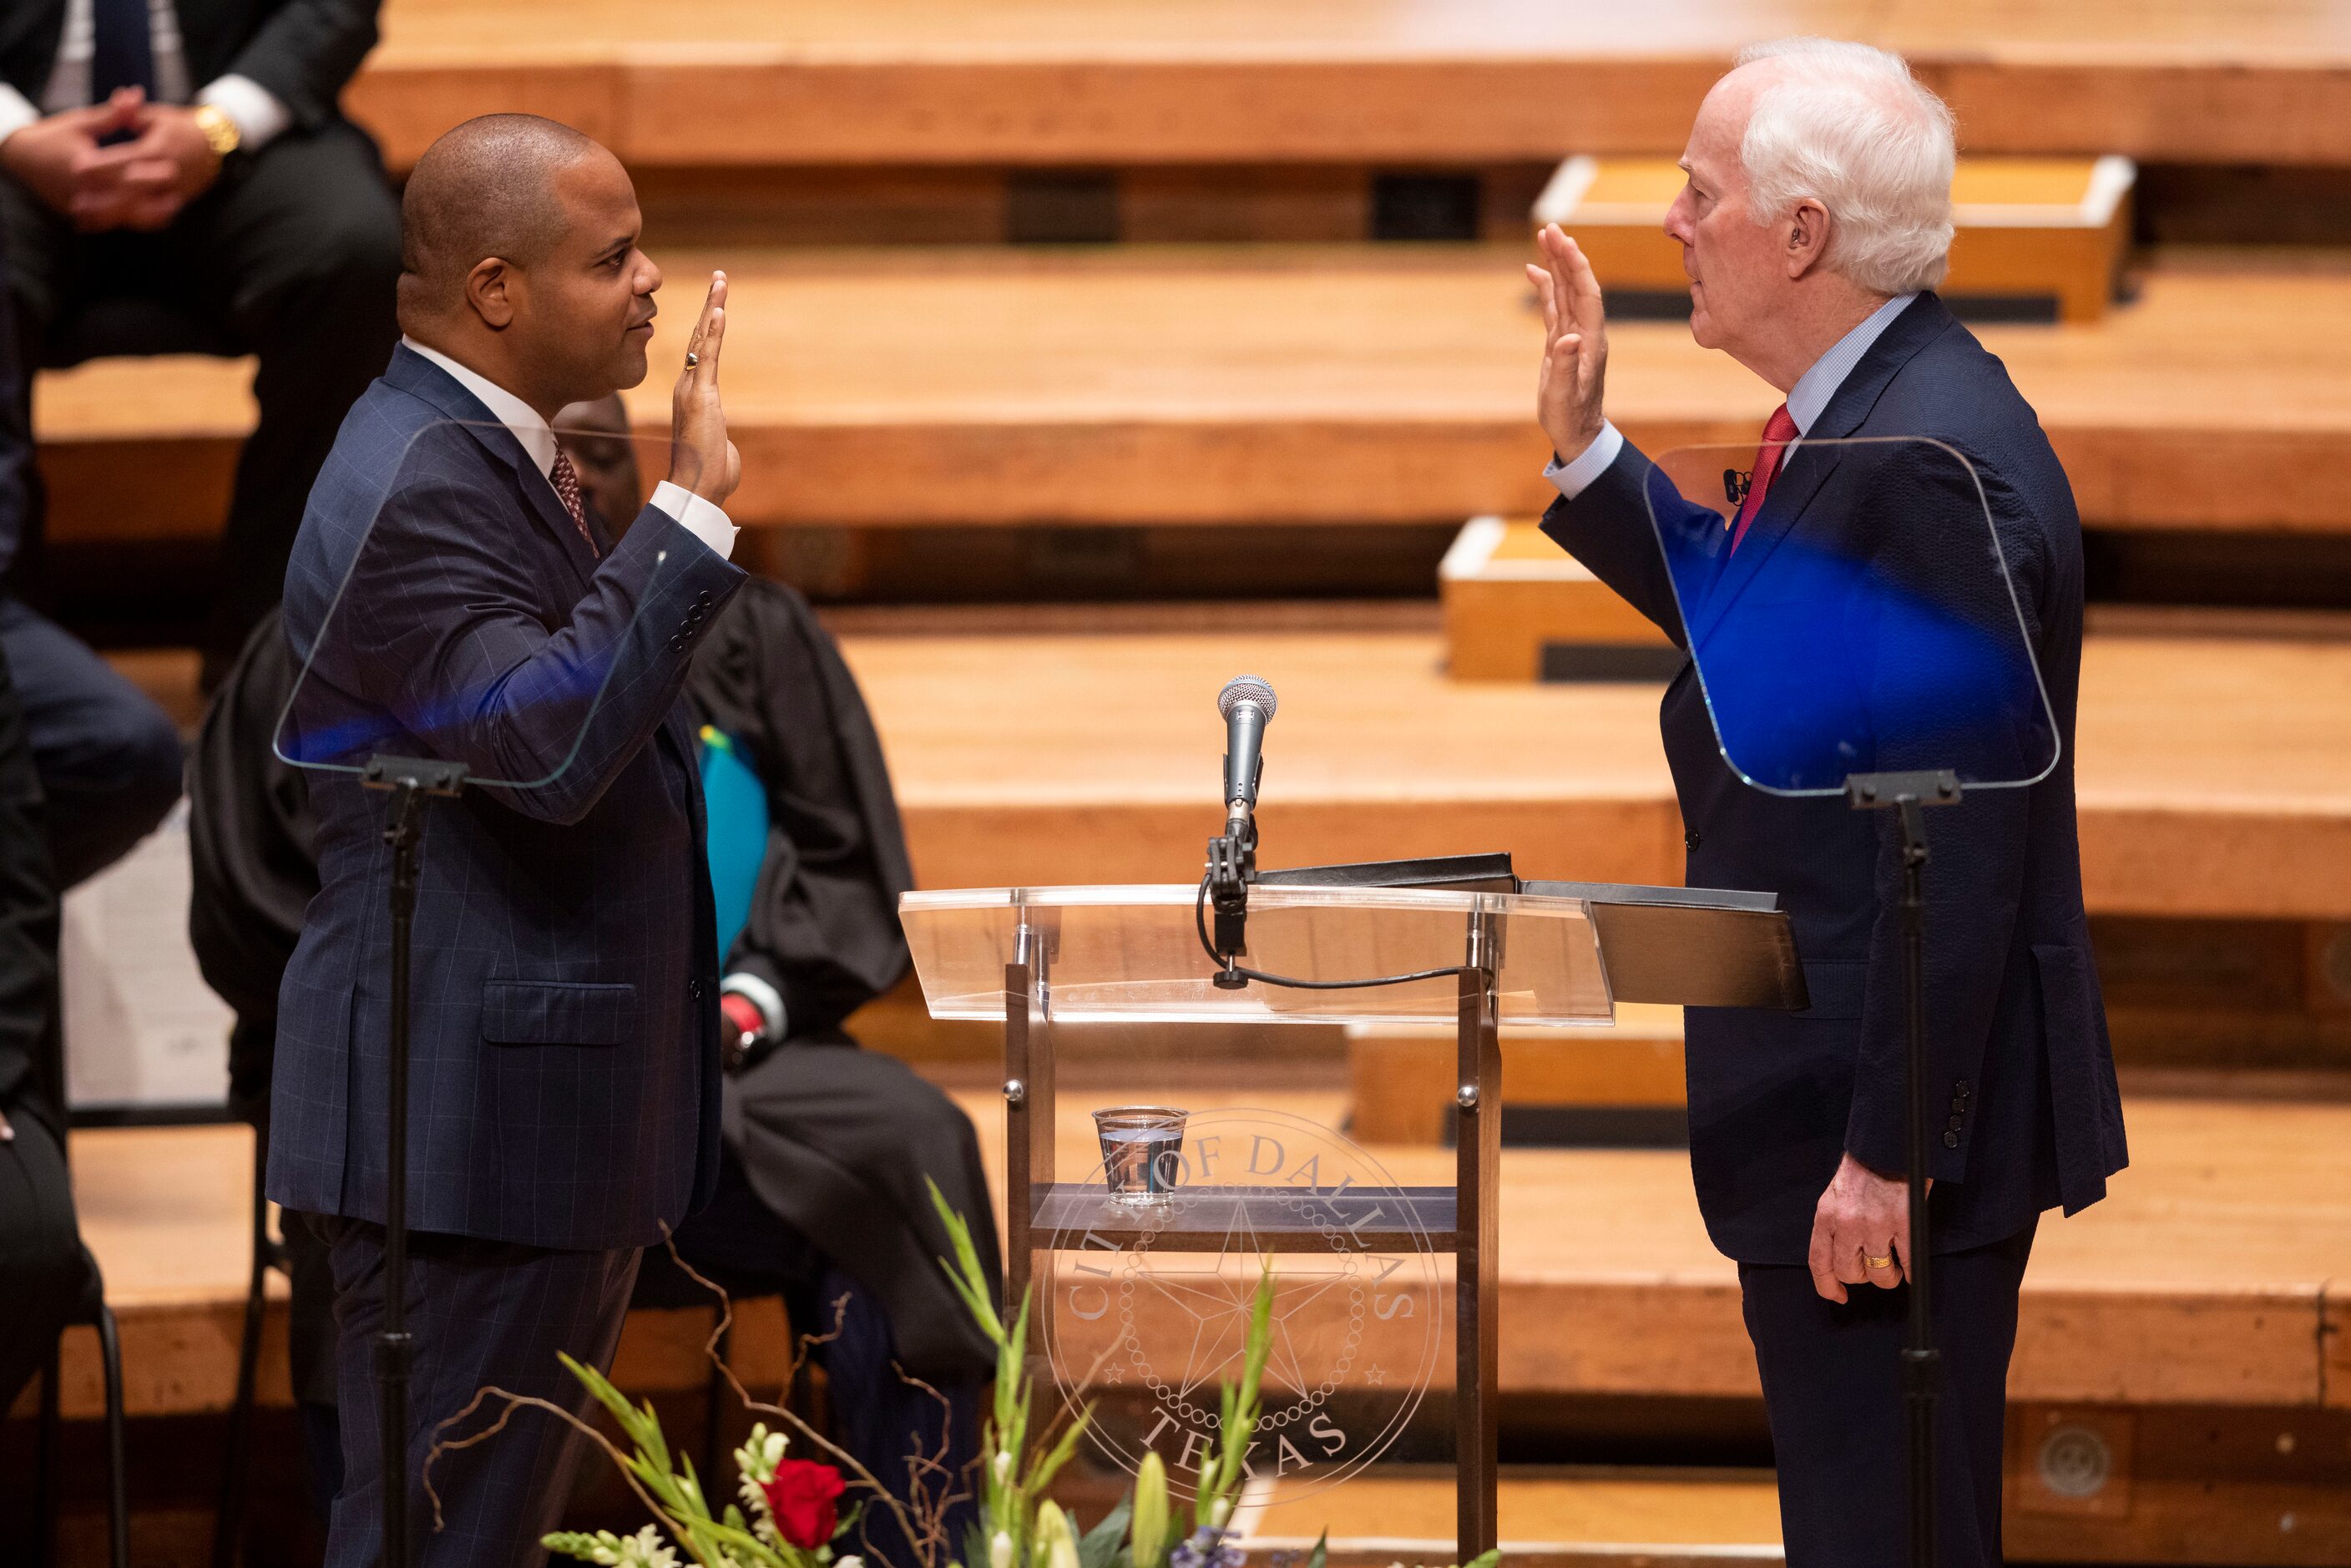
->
<box><xmin>265</xmin><ymin>344</ymin><xmax>747</xmax><ymax>1251</ymax></box>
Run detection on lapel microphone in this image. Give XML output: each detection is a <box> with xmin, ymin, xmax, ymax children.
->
<box><xmin>1722</xmin><ymin>468</ymin><xmax>1752</xmax><ymax>509</ymax></box>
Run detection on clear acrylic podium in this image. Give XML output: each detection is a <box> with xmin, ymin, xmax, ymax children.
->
<box><xmin>900</xmin><ymin>878</ymin><xmax>1802</xmax><ymax>1555</ymax></box>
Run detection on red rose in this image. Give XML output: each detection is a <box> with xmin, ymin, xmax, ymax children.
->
<box><xmin>762</xmin><ymin>1458</ymin><xmax>847</xmax><ymax>1550</ymax></box>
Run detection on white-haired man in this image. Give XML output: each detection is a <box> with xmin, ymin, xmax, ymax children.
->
<box><xmin>1529</xmin><ymin>38</ymin><xmax>2126</xmax><ymax>1566</ymax></box>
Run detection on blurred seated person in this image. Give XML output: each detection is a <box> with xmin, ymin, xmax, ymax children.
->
<box><xmin>189</xmin><ymin>397</ymin><xmax>993</xmax><ymax>1561</ymax></box>
<box><xmin>0</xmin><ymin>0</ymin><xmax>400</xmax><ymax>682</ymax></box>
<box><xmin>0</xmin><ymin>633</ymin><xmax>96</xmax><ymax>1419</ymax></box>
<box><xmin>0</xmin><ymin>211</ymin><xmax>179</xmax><ymax>888</ymax></box>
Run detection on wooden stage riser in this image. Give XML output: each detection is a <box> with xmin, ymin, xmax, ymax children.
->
<box><xmin>892</xmin><ymin>801</ymin><xmax>2351</xmax><ymax>925</ymax></box>
<box><xmin>341</xmin><ymin>60</ymin><xmax>2351</xmax><ymax>170</ymax></box>
<box><xmin>38</xmin><ymin>420</ymin><xmax>2351</xmax><ymax>539</ymax></box>
<box><xmin>41</xmin><ymin>1272</ymin><xmax>2338</xmax><ymax>1423</ymax></box>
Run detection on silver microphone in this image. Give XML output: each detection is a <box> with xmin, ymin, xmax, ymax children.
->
<box><xmin>1219</xmin><ymin>675</ymin><xmax>1277</xmax><ymax>829</ymax></box>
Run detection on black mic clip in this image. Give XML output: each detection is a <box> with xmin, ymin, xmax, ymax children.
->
<box><xmin>1205</xmin><ymin>821</ymin><xmax>1256</xmax><ymax>989</ymax></box>
<box><xmin>1722</xmin><ymin>468</ymin><xmax>1753</xmax><ymax>508</ymax></box>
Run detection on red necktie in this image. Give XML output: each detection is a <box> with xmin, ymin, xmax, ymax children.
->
<box><xmin>1730</xmin><ymin>403</ymin><xmax>1799</xmax><ymax>553</ymax></box>
<box><xmin>549</xmin><ymin>447</ymin><xmax>599</xmax><ymax>557</ymax></box>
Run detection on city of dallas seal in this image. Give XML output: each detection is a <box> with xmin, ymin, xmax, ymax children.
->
<box><xmin>1040</xmin><ymin>1107</ymin><xmax>1442</xmax><ymax>1500</ymax></box>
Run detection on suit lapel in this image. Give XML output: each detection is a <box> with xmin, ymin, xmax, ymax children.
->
<box><xmin>382</xmin><ymin>346</ymin><xmax>601</xmax><ymax>591</ymax></box>
<box><xmin>1689</xmin><ymin>295</ymin><xmax>1954</xmax><ymax>650</ymax></box>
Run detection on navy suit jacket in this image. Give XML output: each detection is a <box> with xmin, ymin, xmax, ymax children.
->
<box><xmin>266</xmin><ymin>344</ymin><xmax>746</xmax><ymax>1252</ymax></box>
<box><xmin>1543</xmin><ymin>294</ymin><xmax>2127</xmax><ymax>1263</ymax></box>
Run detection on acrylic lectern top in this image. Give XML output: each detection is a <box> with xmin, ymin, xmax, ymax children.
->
<box><xmin>898</xmin><ymin>883</ymin><xmax>1611</xmax><ymax>1027</ymax></box>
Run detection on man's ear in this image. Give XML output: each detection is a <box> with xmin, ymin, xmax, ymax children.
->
<box><xmin>464</xmin><ymin>256</ymin><xmax>517</xmax><ymax>330</ymax></box>
<box><xmin>1784</xmin><ymin>197</ymin><xmax>1831</xmax><ymax>280</ymax></box>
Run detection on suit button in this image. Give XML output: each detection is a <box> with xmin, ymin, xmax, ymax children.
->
<box><xmin>1684</xmin><ymin>828</ymin><xmax>1701</xmax><ymax>851</ymax></box>
<box><xmin>690</xmin><ymin>979</ymin><xmax>704</xmax><ymax>1000</ymax></box>
<box><xmin>1943</xmin><ymin>1130</ymin><xmax>1959</xmax><ymax>1149</ymax></box>
<box><xmin>1948</xmin><ymin>1114</ymin><xmax>1964</xmax><ymax>1131</ymax></box>
<box><xmin>695</xmin><ymin>590</ymin><xmax>712</xmax><ymax>607</ymax></box>
<box><xmin>1955</xmin><ymin>1080</ymin><xmax>1970</xmax><ymax>1098</ymax></box>
<box><xmin>1950</xmin><ymin>1096</ymin><xmax>1967</xmax><ymax>1114</ymax></box>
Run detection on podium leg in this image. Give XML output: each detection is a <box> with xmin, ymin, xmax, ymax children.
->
<box><xmin>1455</xmin><ymin>960</ymin><xmax>1501</xmax><ymax>1558</ymax></box>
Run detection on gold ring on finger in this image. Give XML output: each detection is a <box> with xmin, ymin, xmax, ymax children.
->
<box><xmin>1863</xmin><ymin>1252</ymin><xmax>1894</xmax><ymax>1271</ymax></box>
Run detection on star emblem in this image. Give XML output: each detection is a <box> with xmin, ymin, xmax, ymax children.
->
<box><xmin>1130</xmin><ymin>1191</ymin><xmax>1352</xmax><ymax>1401</ymax></box>
<box><xmin>1363</xmin><ymin>1363</ymin><xmax>1386</xmax><ymax>1387</ymax></box>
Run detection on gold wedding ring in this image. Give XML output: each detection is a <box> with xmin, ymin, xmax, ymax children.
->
<box><xmin>1863</xmin><ymin>1251</ymin><xmax>1895</xmax><ymax>1271</ymax></box>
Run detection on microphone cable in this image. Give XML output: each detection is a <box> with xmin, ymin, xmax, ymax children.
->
<box><xmin>1194</xmin><ymin>873</ymin><xmax>1468</xmax><ymax>992</ymax></box>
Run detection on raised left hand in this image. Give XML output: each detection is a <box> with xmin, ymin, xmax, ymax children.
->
<box><xmin>78</xmin><ymin>104</ymin><xmax>221</xmax><ymax>231</ymax></box>
<box><xmin>1807</xmin><ymin>1151</ymin><xmax>1922</xmax><ymax>1302</ymax></box>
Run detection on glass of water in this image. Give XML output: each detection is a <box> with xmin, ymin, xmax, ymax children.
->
<box><xmin>1093</xmin><ymin>1106</ymin><xmax>1189</xmax><ymax>1207</ymax></box>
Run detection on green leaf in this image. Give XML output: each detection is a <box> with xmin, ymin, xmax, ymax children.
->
<box><xmin>1025</xmin><ymin>1404</ymin><xmax>1093</xmax><ymax>1497</ymax></box>
<box><xmin>1459</xmin><ymin>1550</ymin><xmax>1504</xmax><ymax>1568</ymax></box>
<box><xmin>929</xmin><ymin>1178</ymin><xmax>1007</xmax><ymax>1344</ymax></box>
<box><xmin>1078</xmin><ymin>1493</ymin><xmax>1132</xmax><ymax>1568</ymax></box>
<box><xmin>1304</xmin><ymin>1531</ymin><xmax>1329</xmax><ymax>1568</ymax></box>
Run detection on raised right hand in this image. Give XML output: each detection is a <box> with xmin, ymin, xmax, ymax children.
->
<box><xmin>669</xmin><ymin>271</ymin><xmax>741</xmax><ymax>507</ymax></box>
<box><xmin>1525</xmin><ymin>224</ymin><xmax>1610</xmax><ymax>464</ymax></box>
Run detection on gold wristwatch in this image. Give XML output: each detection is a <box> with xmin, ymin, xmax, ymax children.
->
<box><xmin>191</xmin><ymin>104</ymin><xmax>242</xmax><ymax>164</ymax></box>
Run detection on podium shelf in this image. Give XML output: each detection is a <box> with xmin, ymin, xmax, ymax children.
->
<box><xmin>901</xmin><ymin>883</ymin><xmax>1611</xmax><ymax>1026</ymax></box>
<box><xmin>1032</xmin><ymin>1181</ymin><xmax>1457</xmax><ymax>1253</ymax></box>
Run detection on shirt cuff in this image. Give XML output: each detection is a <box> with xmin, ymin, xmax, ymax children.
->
<box><xmin>196</xmin><ymin>75</ymin><xmax>293</xmax><ymax>152</ymax></box>
<box><xmin>0</xmin><ymin>87</ymin><xmax>41</xmax><ymax>149</ymax></box>
<box><xmin>1543</xmin><ymin>421</ymin><xmax>1625</xmax><ymax>502</ymax></box>
<box><xmin>720</xmin><ymin>973</ymin><xmax>786</xmax><ymax>1042</ymax></box>
<box><xmin>650</xmin><ymin>480</ymin><xmax>739</xmax><ymax>561</ymax></box>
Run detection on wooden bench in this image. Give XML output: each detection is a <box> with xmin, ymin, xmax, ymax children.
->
<box><xmin>343</xmin><ymin>1</ymin><xmax>2351</xmax><ymax>169</ymax></box>
<box><xmin>1536</xmin><ymin>155</ymin><xmax>2135</xmax><ymax>323</ymax></box>
<box><xmin>34</xmin><ymin>250</ymin><xmax>2351</xmax><ymax>543</ymax></box>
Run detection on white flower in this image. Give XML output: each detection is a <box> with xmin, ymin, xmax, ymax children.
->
<box><xmin>734</xmin><ymin>1422</ymin><xmax>789</xmax><ymax>1486</ymax></box>
<box><xmin>619</xmin><ymin>1525</ymin><xmax>680</xmax><ymax>1568</ymax></box>
<box><xmin>1206</xmin><ymin>1496</ymin><xmax>1232</xmax><ymax>1530</ymax></box>
<box><xmin>993</xmin><ymin>1449</ymin><xmax>1014</xmax><ymax>1487</ymax></box>
<box><xmin>836</xmin><ymin>1556</ymin><xmax>865</xmax><ymax>1568</ymax></box>
<box><xmin>991</xmin><ymin>1529</ymin><xmax>1015</xmax><ymax>1568</ymax></box>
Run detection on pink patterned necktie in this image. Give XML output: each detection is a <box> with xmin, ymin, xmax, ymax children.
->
<box><xmin>1730</xmin><ymin>403</ymin><xmax>1800</xmax><ymax>554</ymax></box>
<box><xmin>549</xmin><ymin>447</ymin><xmax>599</xmax><ymax>557</ymax></box>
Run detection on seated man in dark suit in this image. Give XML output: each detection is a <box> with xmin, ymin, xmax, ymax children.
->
<box><xmin>192</xmin><ymin>406</ymin><xmax>993</xmax><ymax>1559</ymax></box>
<box><xmin>0</xmin><ymin>210</ymin><xmax>180</xmax><ymax>888</ymax></box>
<box><xmin>1524</xmin><ymin>38</ymin><xmax>2126</xmax><ymax>1568</ymax></box>
<box><xmin>0</xmin><ymin>0</ymin><xmax>398</xmax><ymax>681</ymax></box>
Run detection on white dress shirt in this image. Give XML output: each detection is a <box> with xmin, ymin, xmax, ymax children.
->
<box><xmin>402</xmin><ymin>337</ymin><xmax>739</xmax><ymax>563</ymax></box>
<box><xmin>1545</xmin><ymin>291</ymin><xmax>1921</xmax><ymax>501</ymax></box>
<box><xmin>0</xmin><ymin>0</ymin><xmax>292</xmax><ymax>149</ymax></box>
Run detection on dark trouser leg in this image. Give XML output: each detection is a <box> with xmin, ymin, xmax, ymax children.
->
<box><xmin>1740</xmin><ymin>1219</ymin><xmax>2037</xmax><ymax>1568</ymax></box>
<box><xmin>816</xmin><ymin>1266</ymin><xmax>984</xmax><ymax>1568</ymax></box>
<box><xmin>283</xmin><ymin>1206</ymin><xmax>345</xmax><ymax>1519</ymax></box>
<box><xmin>0</xmin><ymin>1102</ymin><xmax>90</xmax><ymax>1408</ymax></box>
<box><xmin>0</xmin><ymin>597</ymin><xmax>183</xmax><ymax>888</ymax></box>
<box><xmin>319</xmin><ymin>1219</ymin><xmax>640</xmax><ymax>1568</ymax></box>
<box><xmin>183</xmin><ymin>120</ymin><xmax>400</xmax><ymax>674</ymax></box>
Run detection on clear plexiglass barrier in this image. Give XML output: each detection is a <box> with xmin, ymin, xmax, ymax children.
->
<box><xmin>1643</xmin><ymin>437</ymin><xmax>2059</xmax><ymax>796</ymax></box>
<box><xmin>272</xmin><ymin>417</ymin><xmax>705</xmax><ymax>789</ymax></box>
<box><xmin>899</xmin><ymin>883</ymin><xmax>1614</xmax><ymax>1026</ymax></box>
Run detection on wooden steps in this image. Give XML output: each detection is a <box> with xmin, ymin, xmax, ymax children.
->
<box><xmin>34</xmin><ymin>250</ymin><xmax>2351</xmax><ymax>542</ymax></box>
<box><xmin>53</xmin><ymin>1091</ymin><xmax>2351</xmax><ymax>1411</ymax></box>
<box><xmin>1536</xmin><ymin>154</ymin><xmax>2135</xmax><ymax>322</ymax></box>
<box><xmin>830</xmin><ymin>621</ymin><xmax>2351</xmax><ymax>922</ymax></box>
<box><xmin>1235</xmin><ymin>1466</ymin><xmax>1782</xmax><ymax>1565</ymax></box>
<box><xmin>342</xmin><ymin>1</ymin><xmax>2351</xmax><ymax>169</ymax></box>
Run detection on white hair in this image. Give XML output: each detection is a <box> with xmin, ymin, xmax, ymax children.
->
<box><xmin>1731</xmin><ymin>38</ymin><xmax>1956</xmax><ymax>295</ymax></box>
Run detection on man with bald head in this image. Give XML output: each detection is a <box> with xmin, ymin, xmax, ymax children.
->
<box><xmin>269</xmin><ymin>113</ymin><xmax>746</xmax><ymax>1564</ymax></box>
<box><xmin>1527</xmin><ymin>40</ymin><xmax>2124</xmax><ymax>1566</ymax></box>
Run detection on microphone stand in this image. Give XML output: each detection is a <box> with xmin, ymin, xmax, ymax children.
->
<box><xmin>359</xmin><ymin>753</ymin><xmax>469</xmax><ymax>1568</ymax></box>
<box><xmin>1845</xmin><ymin>767</ymin><xmax>1961</xmax><ymax>1568</ymax></box>
<box><xmin>1205</xmin><ymin>802</ymin><xmax>1255</xmax><ymax>988</ymax></box>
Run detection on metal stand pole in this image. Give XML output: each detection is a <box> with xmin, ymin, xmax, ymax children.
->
<box><xmin>360</xmin><ymin>756</ymin><xmax>466</xmax><ymax>1568</ymax></box>
<box><xmin>1896</xmin><ymin>797</ymin><xmax>1938</xmax><ymax>1568</ymax></box>
<box><xmin>1847</xmin><ymin>769</ymin><xmax>1958</xmax><ymax>1568</ymax></box>
<box><xmin>1454</xmin><ymin>916</ymin><xmax>1501</xmax><ymax>1560</ymax></box>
